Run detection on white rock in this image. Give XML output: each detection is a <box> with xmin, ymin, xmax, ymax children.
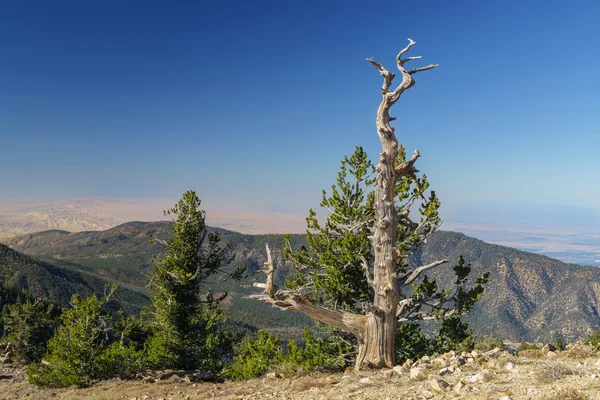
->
<box><xmin>410</xmin><ymin>367</ymin><xmax>427</xmax><ymax>381</ymax></box>
<box><xmin>392</xmin><ymin>365</ymin><xmax>405</xmax><ymax>376</ymax></box>
<box><xmin>505</xmin><ymin>362</ymin><xmax>514</xmax><ymax>370</ymax></box>
<box><xmin>359</xmin><ymin>377</ymin><xmax>373</xmax><ymax>385</ymax></box>
<box><xmin>468</xmin><ymin>369</ymin><xmax>492</xmax><ymax>383</ymax></box>
<box><xmin>426</xmin><ymin>375</ymin><xmax>449</xmax><ymax>392</ymax></box>
<box><xmin>499</xmin><ymin>396</ymin><xmax>514</xmax><ymax>400</ymax></box>
<box><xmin>435</xmin><ymin>357</ymin><xmax>448</xmax><ymax>368</ymax></box>
<box><xmin>420</xmin><ymin>390</ymin><xmax>434</xmax><ymax>399</ymax></box>
<box><xmin>381</xmin><ymin>369</ymin><xmax>394</xmax><ymax>378</ymax></box>
<box><xmin>453</xmin><ymin>381</ymin><xmax>464</xmax><ymax>394</ymax></box>
<box><xmin>484</xmin><ymin>347</ymin><xmax>503</xmax><ymax>358</ymax></box>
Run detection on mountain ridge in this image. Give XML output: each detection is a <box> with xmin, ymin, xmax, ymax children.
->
<box><xmin>4</xmin><ymin>221</ymin><xmax>600</xmax><ymax>342</ymax></box>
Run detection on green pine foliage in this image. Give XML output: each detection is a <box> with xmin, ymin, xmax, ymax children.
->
<box><xmin>282</xmin><ymin>328</ymin><xmax>351</xmax><ymax>372</ymax></box>
<box><xmin>284</xmin><ymin>147</ymin><xmax>375</xmax><ymax>311</ymax></box>
<box><xmin>585</xmin><ymin>331</ymin><xmax>600</xmax><ymax>351</ymax></box>
<box><xmin>228</xmin><ymin>330</ymin><xmax>284</xmax><ymax>380</ymax></box>
<box><xmin>145</xmin><ymin>190</ymin><xmax>242</xmax><ymax>371</ymax></box>
<box><xmin>228</xmin><ymin>328</ymin><xmax>351</xmax><ymax>380</ymax></box>
<box><xmin>474</xmin><ymin>333</ymin><xmax>506</xmax><ymax>352</ymax></box>
<box><xmin>394</xmin><ymin>323</ymin><xmax>434</xmax><ymax>364</ymax></box>
<box><xmin>435</xmin><ymin>316</ymin><xmax>475</xmax><ymax>354</ymax></box>
<box><xmin>1</xmin><ymin>298</ymin><xmax>57</xmax><ymax>363</ymax></box>
<box><xmin>394</xmin><ymin>318</ymin><xmax>476</xmax><ymax>363</ymax></box>
<box><xmin>27</xmin><ymin>287</ymin><xmax>143</xmax><ymax>388</ymax></box>
<box><xmin>518</xmin><ymin>341</ymin><xmax>541</xmax><ymax>352</ymax></box>
<box><xmin>283</xmin><ymin>147</ymin><xmax>489</xmax><ymax>365</ymax></box>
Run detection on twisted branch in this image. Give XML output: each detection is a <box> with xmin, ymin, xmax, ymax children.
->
<box><xmin>398</xmin><ymin>259</ymin><xmax>449</xmax><ymax>288</ymax></box>
<box><xmin>249</xmin><ymin>244</ymin><xmax>367</xmax><ymax>336</ymax></box>
<box><xmin>394</xmin><ymin>149</ymin><xmax>420</xmax><ymax>177</ymax></box>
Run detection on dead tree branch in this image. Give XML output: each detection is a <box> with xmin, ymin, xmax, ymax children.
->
<box><xmin>398</xmin><ymin>259</ymin><xmax>449</xmax><ymax>288</ymax></box>
<box><xmin>250</xmin><ymin>244</ymin><xmax>367</xmax><ymax>336</ymax></box>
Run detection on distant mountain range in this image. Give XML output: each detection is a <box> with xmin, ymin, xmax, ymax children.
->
<box><xmin>0</xmin><ymin>199</ymin><xmax>127</xmax><ymax>241</ymax></box>
<box><xmin>4</xmin><ymin>221</ymin><xmax>600</xmax><ymax>342</ymax></box>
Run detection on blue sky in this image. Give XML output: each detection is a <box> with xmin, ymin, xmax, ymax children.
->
<box><xmin>1</xmin><ymin>1</ymin><xmax>599</xmax><ymax>236</ymax></box>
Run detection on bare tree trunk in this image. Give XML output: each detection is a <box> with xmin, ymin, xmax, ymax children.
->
<box><xmin>358</xmin><ymin>40</ymin><xmax>437</xmax><ymax>369</ymax></box>
<box><xmin>357</xmin><ymin>61</ymin><xmax>402</xmax><ymax>369</ymax></box>
<box><xmin>251</xmin><ymin>39</ymin><xmax>437</xmax><ymax>371</ymax></box>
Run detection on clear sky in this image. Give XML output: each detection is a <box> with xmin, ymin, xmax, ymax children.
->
<box><xmin>1</xmin><ymin>1</ymin><xmax>599</xmax><ymax>232</ymax></box>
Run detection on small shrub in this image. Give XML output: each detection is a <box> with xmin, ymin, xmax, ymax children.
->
<box><xmin>27</xmin><ymin>288</ymin><xmax>143</xmax><ymax>388</ymax></box>
<box><xmin>280</xmin><ymin>328</ymin><xmax>350</xmax><ymax>374</ymax></box>
<box><xmin>585</xmin><ymin>330</ymin><xmax>600</xmax><ymax>351</ymax></box>
<box><xmin>564</xmin><ymin>343</ymin><xmax>596</xmax><ymax>359</ymax></box>
<box><xmin>555</xmin><ymin>337</ymin><xmax>565</xmax><ymax>351</ymax></box>
<box><xmin>474</xmin><ymin>333</ymin><xmax>506</xmax><ymax>352</ymax></box>
<box><xmin>546</xmin><ymin>388</ymin><xmax>586</xmax><ymax>400</ymax></box>
<box><xmin>229</xmin><ymin>328</ymin><xmax>350</xmax><ymax>380</ymax></box>
<box><xmin>435</xmin><ymin>316</ymin><xmax>474</xmax><ymax>354</ymax></box>
<box><xmin>518</xmin><ymin>342</ymin><xmax>540</xmax><ymax>352</ymax></box>
<box><xmin>496</xmin><ymin>354</ymin><xmax>517</xmax><ymax>369</ymax></box>
<box><xmin>395</xmin><ymin>323</ymin><xmax>433</xmax><ymax>364</ymax></box>
<box><xmin>535</xmin><ymin>362</ymin><xmax>575</xmax><ymax>384</ymax></box>
<box><xmin>1</xmin><ymin>298</ymin><xmax>57</xmax><ymax>363</ymax></box>
<box><xmin>518</xmin><ymin>349</ymin><xmax>545</xmax><ymax>359</ymax></box>
<box><xmin>228</xmin><ymin>330</ymin><xmax>283</xmax><ymax>380</ymax></box>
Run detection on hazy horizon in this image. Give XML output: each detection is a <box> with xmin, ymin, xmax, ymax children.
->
<box><xmin>1</xmin><ymin>197</ymin><xmax>598</xmax><ymax>267</ymax></box>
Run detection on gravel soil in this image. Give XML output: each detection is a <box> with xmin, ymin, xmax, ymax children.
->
<box><xmin>2</xmin><ymin>347</ymin><xmax>600</xmax><ymax>400</ymax></box>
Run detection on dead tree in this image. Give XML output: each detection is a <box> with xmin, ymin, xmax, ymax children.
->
<box><xmin>251</xmin><ymin>39</ymin><xmax>441</xmax><ymax>370</ymax></box>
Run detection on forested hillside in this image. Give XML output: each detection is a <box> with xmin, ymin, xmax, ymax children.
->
<box><xmin>5</xmin><ymin>222</ymin><xmax>600</xmax><ymax>341</ymax></box>
<box><xmin>0</xmin><ymin>243</ymin><xmax>148</xmax><ymax>314</ymax></box>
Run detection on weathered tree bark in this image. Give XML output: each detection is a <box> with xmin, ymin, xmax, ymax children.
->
<box><xmin>360</xmin><ymin>38</ymin><xmax>437</xmax><ymax>368</ymax></box>
<box><xmin>251</xmin><ymin>39</ymin><xmax>438</xmax><ymax>370</ymax></box>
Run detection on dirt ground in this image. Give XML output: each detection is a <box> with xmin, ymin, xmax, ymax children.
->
<box><xmin>2</xmin><ymin>347</ymin><xmax>600</xmax><ymax>400</ymax></box>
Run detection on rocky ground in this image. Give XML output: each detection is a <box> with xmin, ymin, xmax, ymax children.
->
<box><xmin>2</xmin><ymin>344</ymin><xmax>600</xmax><ymax>400</ymax></box>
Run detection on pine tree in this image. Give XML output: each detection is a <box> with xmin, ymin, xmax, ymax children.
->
<box><xmin>281</xmin><ymin>147</ymin><xmax>487</xmax><ymax>365</ymax></box>
<box><xmin>146</xmin><ymin>190</ymin><xmax>242</xmax><ymax>371</ymax></box>
<box><xmin>251</xmin><ymin>39</ymin><xmax>488</xmax><ymax>369</ymax></box>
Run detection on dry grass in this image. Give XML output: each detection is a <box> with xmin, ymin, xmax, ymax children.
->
<box><xmin>545</xmin><ymin>387</ymin><xmax>587</xmax><ymax>400</ymax></box>
<box><xmin>292</xmin><ymin>377</ymin><xmax>337</xmax><ymax>392</ymax></box>
<box><xmin>2</xmin><ymin>355</ymin><xmax>600</xmax><ymax>400</ymax></box>
<box><xmin>495</xmin><ymin>355</ymin><xmax>518</xmax><ymax>369</ymax></box>
<box><xmin>518</xmin><ymin>349</ymin><xmax>546</xmax><ymax>359</ymax></box>
<box><xmin>563</xmin><ymin>344</ymin><xmax>598</xmax><ymax>359</ymax></box>
<box><xmin>534</xmin><ymin>362</ymin><xmax>576</xmax><ymax>384</ymax></box>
